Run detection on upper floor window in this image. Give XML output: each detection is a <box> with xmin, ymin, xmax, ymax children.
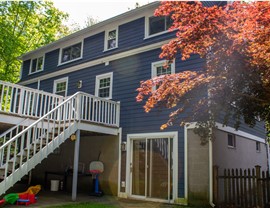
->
<box><xmin>29</xmin><ymin>56</ymin><xmax>44</xmax><ymax>74</ymax></box>
<box><xmin>95</xmin><ymin>72</ymin><xmax>113</xmax><ymax>99</ymax></box>
<box><xmin>152</xmin><ymin>60</ymin><xmax>175</xmax><ymax>78</ymax></box>
<box><xmin>104</xmin><ymin>29</ymin><xmax>118</xmax><ymax>51</ymax></box>
<box><xmin>60</xmin><ymin>42</ymin><xmax>82</xmax><ymax>64</ymax></box>
<box><xmin>227</xmin><ymin>133</ymin><xmax>236</xmax><ymax>148</ymax></box>
<box><xmin>53</xmin><ymin>77</ymin><xmax>68</xmax><ymax>97</ymax></box>
<box><xmin>146</xmin><ymin>15</ymin><xmax>173</xmax><ymax>37</ymax></box>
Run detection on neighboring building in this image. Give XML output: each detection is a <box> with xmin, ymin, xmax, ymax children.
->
<box><xmin>0</xmin><ymin>1</ymin><xmax>268</xmax><ymax>206</ymax></box>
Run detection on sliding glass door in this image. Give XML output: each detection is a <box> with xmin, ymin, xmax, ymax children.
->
<box><xmin>130</xmin><ymin>137</ymin><xmax>173</xmax><ymax>201</ymax></box>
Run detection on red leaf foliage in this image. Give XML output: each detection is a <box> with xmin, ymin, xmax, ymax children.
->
<box><xmin>136</xmin><ymin>1</ymin><xmax>270</xmax><ymax>130</ymax></box>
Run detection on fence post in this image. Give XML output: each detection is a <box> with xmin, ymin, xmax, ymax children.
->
<box><xmin>255</xmin><ymin>165</ymin><xmax>262</xmax><ymax>207</ymax></box>
<box><xmin>213</xmin><ymin>165</ymin><xmax>219</xmax><ymax>205</ymax></box>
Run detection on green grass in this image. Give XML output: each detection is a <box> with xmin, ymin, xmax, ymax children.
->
<box><xmin>49</xmin><ymin>202</ymin><xmax>116</xmax><ymax>208</ymax></box>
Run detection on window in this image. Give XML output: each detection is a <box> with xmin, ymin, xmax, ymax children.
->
<box><xmin>105</xmin><ymin>29</ymin><xmax>118</xmax><ymax>51</ymax></box>
<box><xmin>227</xmin><ymin>134</ymin><xmax>236</xmax><ymax>148</ymax></box>
<box><xmin>53</xmin><ymin>77</ymin><xmax>68</xmax><ymax>97</ymax></box>
<box><xmin>151</xmin><ymin>60</ymin><xmax>175</xmax><ymax>90</ymax></box>
<box><xmin>95</xmin><ymin>72</ymin><xmax>113</xmax><ymax>99</ymax></box>
<box><xmin>60</xmin><ymin>42</ymin><xmax>82</xmax><ymax>64</ymax></box>
<box><xmin>256</xmin><ymin>142</ymin><xmax>261</xmax><ymax>152</ymax></box>
<box><xmin>147</xmin><ymin>15</ymin><xmax>173</xmax><ymax>37</ymax></box>
<box><xmin>29</xmin><ymin>56</ymin><xmax>44</xmax><ymax>74</ymax></box>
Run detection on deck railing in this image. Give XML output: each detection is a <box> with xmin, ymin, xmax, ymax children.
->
<box><xmin>0</xmin><ymin>81</ymin><xmax>64</xmax><ymax>117</ymax></box>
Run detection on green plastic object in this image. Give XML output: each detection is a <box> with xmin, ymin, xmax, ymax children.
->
<box><xmin>3</xmin><ymin>193</ymin><xmax>19</xmax><ymax>204</ymax></box>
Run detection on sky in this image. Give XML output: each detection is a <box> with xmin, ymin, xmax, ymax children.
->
<box><xmin>53</xmin><ymin>0</ymin><xmax>155</xmax><ymax>27</ymax></box>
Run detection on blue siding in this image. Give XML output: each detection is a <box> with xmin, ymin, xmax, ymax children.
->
<box><xmin>21</xmin><ymin>60</ymin><xmax>30</xmax><ymax>79</ymax></box>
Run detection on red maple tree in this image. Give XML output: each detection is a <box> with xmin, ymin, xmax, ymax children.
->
<box><xmin>136</xmin><ymin>1</ymin><xmax>270</xmax><ymax>134</ymax></box>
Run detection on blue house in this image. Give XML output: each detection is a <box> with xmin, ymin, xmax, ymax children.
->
<box><xmin>0</xmin><ymin>1</ymin><xmax>268</xmax><ymax>206</ymax></box>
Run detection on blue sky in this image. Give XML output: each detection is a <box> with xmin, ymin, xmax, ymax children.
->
<box><xmin>53</xmin><ymin>0</ymin><xmax>155</xmax><ymax>27</ymax></box>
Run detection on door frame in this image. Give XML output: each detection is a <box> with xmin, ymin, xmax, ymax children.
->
<box><xmin>126</xmin><ymin>131</ymin><xmax>178</xmax><ymax>203</ymax></box>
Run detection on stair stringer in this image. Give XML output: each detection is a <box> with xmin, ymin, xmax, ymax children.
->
<box><xmin>0</xmin><ymin>122</ymin><xmax>78</xmax><ymax>196</ymax></box>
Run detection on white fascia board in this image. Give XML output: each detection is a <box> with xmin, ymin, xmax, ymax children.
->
<box><xmin>186</xmin><ymin>122</ymin><xmax>265</xmax><ymax>143</ymax></box>
<box><xmin>20</xmin><ymin>2</ymin><xmax>159</xmax><ymax>60</ymax></box>
<box><xmin>19</xmin><ymin>39</ymin><xmax>171</xmax><ymax>85</ymax></box>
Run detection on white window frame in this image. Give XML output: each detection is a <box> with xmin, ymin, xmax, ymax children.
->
<box><xmin>58</xmin><ymin>41</ymin><xmax>83</xmax><ymax>65</ymax></box>
<box><xmin>126</xmin><ymin>131</ymin><xmax>178</xmax><ymax>202</ymax></box>
<box><xmin>95</xmin><ymin>72</ymin><xmax>113</xmax><ymax>99</ymax></box>
<box><xmin>53</xmin><ymin>77</ymin><xmax>68</xmax><ymax>97</ymax></box>
<box><xmin>29</xmin><ymin>56</ymin><xmax>44</xmax><ymax>74</ymax></box>
<box><xmin>227</xmin><ymin>133</ymin><xmax>236</xmax><ymax>148</ymax></box>
<box><xmin>145</xmin><ymin>15</ymin><xmax>172</xmax><ymax>39</ymax></box>
<box><xmin>104</xmin><ymin>28</ymin><xmax>118</xmax><ymax>51</ymax></box>
<box><xmin>151</xmin><ymin>60</ymin><xmax>175</xmax><ymax>78</ymax></box>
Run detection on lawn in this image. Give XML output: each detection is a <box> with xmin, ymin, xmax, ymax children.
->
<box><xmin>49</xmin><ymin>203</ymin><xmax>116</xmax><ymax>208</ymax></box>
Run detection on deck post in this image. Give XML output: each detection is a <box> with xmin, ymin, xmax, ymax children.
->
<box><xmin>72</xmin><ymin>129</ymin><xmax>80</xmax><ymax>201</ymax></box>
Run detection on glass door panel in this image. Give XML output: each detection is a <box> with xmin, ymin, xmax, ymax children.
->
<box><xmin>147</xmin><ymin>138</ymin><xmax>170</xmax><ymax>200</ymax></box>
<box><xmin>131</xmin><ymin>139</ymin><xmax>146</xmax><ymax>196</ymax></box>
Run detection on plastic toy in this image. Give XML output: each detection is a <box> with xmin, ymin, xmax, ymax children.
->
<box><xmin>89</xmin><ymin>161</ymin><xmax>104</xmax><ymax>196</ymax></box>
<box><xmin>0</xmin><ymin>185</ymin><xmax>41</xmax><ymax>206</ymax></box>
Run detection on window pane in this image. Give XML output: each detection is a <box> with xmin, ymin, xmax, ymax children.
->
<box><xmin>98</xmin><ymin>77</ymin><xmax>111</xmax><ymax>98</ymax></box>
<box><xmin>31</xmin><ymin>59</ymin><xmax>37</xmax><ymax>73</ymax></box>
<box><xmin>56</xmin><ymin>82</ymin><xmax>66</xmax><ymax>93</ymax></box>
<box><xmin>62</xmin><ymin>43</ymin><xmax>82</xmax><ymax>63</ymax></box>
<box><xmin>165</xmin><ymin>16</ymin><xmax>173</xmax><ymax>30</ymax></box>
<box><xmin>37</xmin><ymin>57</ymin><xmax>43</xmax><ymax>71</ymax></box>
<box><xmin>156</xmin><ymin>65</ymin><xmax>171</xmax><ymax>76</ymax></box>
<box><xmin>149</xmin><ymin>16</ymin><xmax>165</xmax><ymax>35</ymax></box>
<box><xmin>107</xmin><ymin>30</ymin><xmax>116</xmax><ymax>49</ymax></box>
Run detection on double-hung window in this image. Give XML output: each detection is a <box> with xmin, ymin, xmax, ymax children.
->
<box><xmin>29</xmin><ymin>56</ymin><xmax>44</xmax><ymax>74</ymax></box>
<box><xmin>147</xmin><ymin>15</ymin><xmax>173</xmax><ymax>37</ymax></box>
<box><xmin>53</xmin><ymin>77</ymin><xmax>68</xmax><ymax>97</ymax></box>
<box><xmin>152</xmin><ymin>60</ymin><xmax>175</xmax><ymax>78</ymax></box>
<box><xmin>105</xmin><ymin>29</ymin><xmax>118</xmax><ymax>51</ymax></box>
<box><xmin>60</xmin><ymin>42</ymin><xmax>82</xmax><ymax>64</ymax></box>
<box><xmin>95</xmin><ymin>72</ymin><xmax>113</xmax><ymax>99</ymax></box>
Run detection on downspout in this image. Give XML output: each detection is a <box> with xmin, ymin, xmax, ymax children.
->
<box><xmin>209</xmin><ymin>134</ymin><xmax>215</xmax><ymax>207</ymax></box>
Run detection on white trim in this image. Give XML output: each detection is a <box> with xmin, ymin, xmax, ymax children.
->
<box><xmin>126</xmin><ymin>131</ymin><xmax>178</xmax><ymax>203</ymax></box>
<box><xmin>184</xmin><ymin>125</ymin><xmax>188</xmax><ymax>202</ymax></box>
<box><xmin>186</xmin><ymin>122</ymin><xmax>266</xmax><ymax>143</ymax></box>
<box><xmin>151</xmin><ymin>59</ymin><xmax>175</xmax><ymax>78</ymax></box>
<box><xmin>58</xmin><ymin>41</ymin><xmax>84</xmax><ymax>66</ymax></box>
<box><xmin>29</xmin><ymin>56</ymin><xmax>44</xmax><ymax>75</ymax></box>
<box><xmin>117</xmin><ymin>128</ymin><xmax>122</xmax><ymax>196</ymax></box>
<box><xmin>19</xmin><ymin>40</ymin><xmax>172</xmax><ymax>86</ymax></box>
<box><xmin>104</xmin><ymin>27</ymin><xmax>118</xmax><ymax>51</ymax></box>
<box><xmin>144</xmin><ymin>14</ymin><xmax>171</xmax><ymax>39</ymax></box>
<box><xmin>95</xmin><ymin>72</ymin><xmax>113</xmax><ymax>99</ymax></box>
<box><xmin>53</xmin><ymin>77</ymin><xmax>68</xmax><ymax>97</ymax></box>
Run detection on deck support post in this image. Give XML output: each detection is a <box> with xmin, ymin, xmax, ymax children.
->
<box><xmin>72</xmin><ymin>129</ymin><xmax>80</xmax><ymax>201</ymax></box>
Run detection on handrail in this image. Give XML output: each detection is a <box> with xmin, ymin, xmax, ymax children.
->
<box><xmin>0</xmin><ymin>80</ymin><xmax>64</xmax><ymax>117</ymax></box>
<box><xmin>0</xmin><ymin>119</ymin><xmax>29</xmax><ymax>138</ymax></box>
<box><xmin>0</xmin><ymin>92</ymin><xmax>80</xmax><ymax>149</ymax></box>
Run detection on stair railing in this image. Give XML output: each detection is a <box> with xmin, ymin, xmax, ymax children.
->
<box><xmin>0</xmin><ymin>92</ymin><xmax>80</xmax><ymax>193</ymax></box>
<box><xmin>0</xmin><ymin>81</ymin><xmax>64</xmax><ymax>117</ymax></box>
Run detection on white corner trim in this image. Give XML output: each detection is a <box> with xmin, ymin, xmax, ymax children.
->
<box><xmin>186</xmin><ymin>122</ymin><xmax>265</xmax><ymax>143</ymax></box>
<box><xmin>117</xmin><ymin>128</ymin><xmax>122</xmax><ymax>197</ymax></box>
<box><xmin>184</xmin><ymin>125</ymin><xmax>188</xmax><ymax>201</ymax></box>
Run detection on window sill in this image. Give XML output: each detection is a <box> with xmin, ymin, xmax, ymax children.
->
<box><xmin>28</xmin><ymin>70</ymin><xmax>43</xmax><ymax>75</ymax></box>
<box><xmin>58</xmin><ymin>57</ymin><xmax>83</xmax><ymax>66</ymax></box>
<box><xmin>103</xmin><ymin>47</ymin><xmax>118</xmax><ymax>53</ymax></box>
<box><xmin>144</xmin><ymin>29</ymin><xmax>175</xmax><ymax>40</ymax></box>
<box><xmin>227</xmin><ymin>146</ymin><xmax>236</xmax><ymax>149</ymax></box>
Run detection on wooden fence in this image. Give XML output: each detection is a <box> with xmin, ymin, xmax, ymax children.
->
<box><xmin>213</xmin><ymin>165</ymin><xmax>270</xmax><ymax>208</ymax></box>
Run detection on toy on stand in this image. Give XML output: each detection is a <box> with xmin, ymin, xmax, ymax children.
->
<box><xmin>89</xmin><ymin>161</ymin><xmax>104</xmax><ymax>197</ymax></box>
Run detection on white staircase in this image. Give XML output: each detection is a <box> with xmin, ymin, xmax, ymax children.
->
<box><xmin>0</xmin><ymin>81</ymin><xmax>120</xmax><ymax>196</ymax></box>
